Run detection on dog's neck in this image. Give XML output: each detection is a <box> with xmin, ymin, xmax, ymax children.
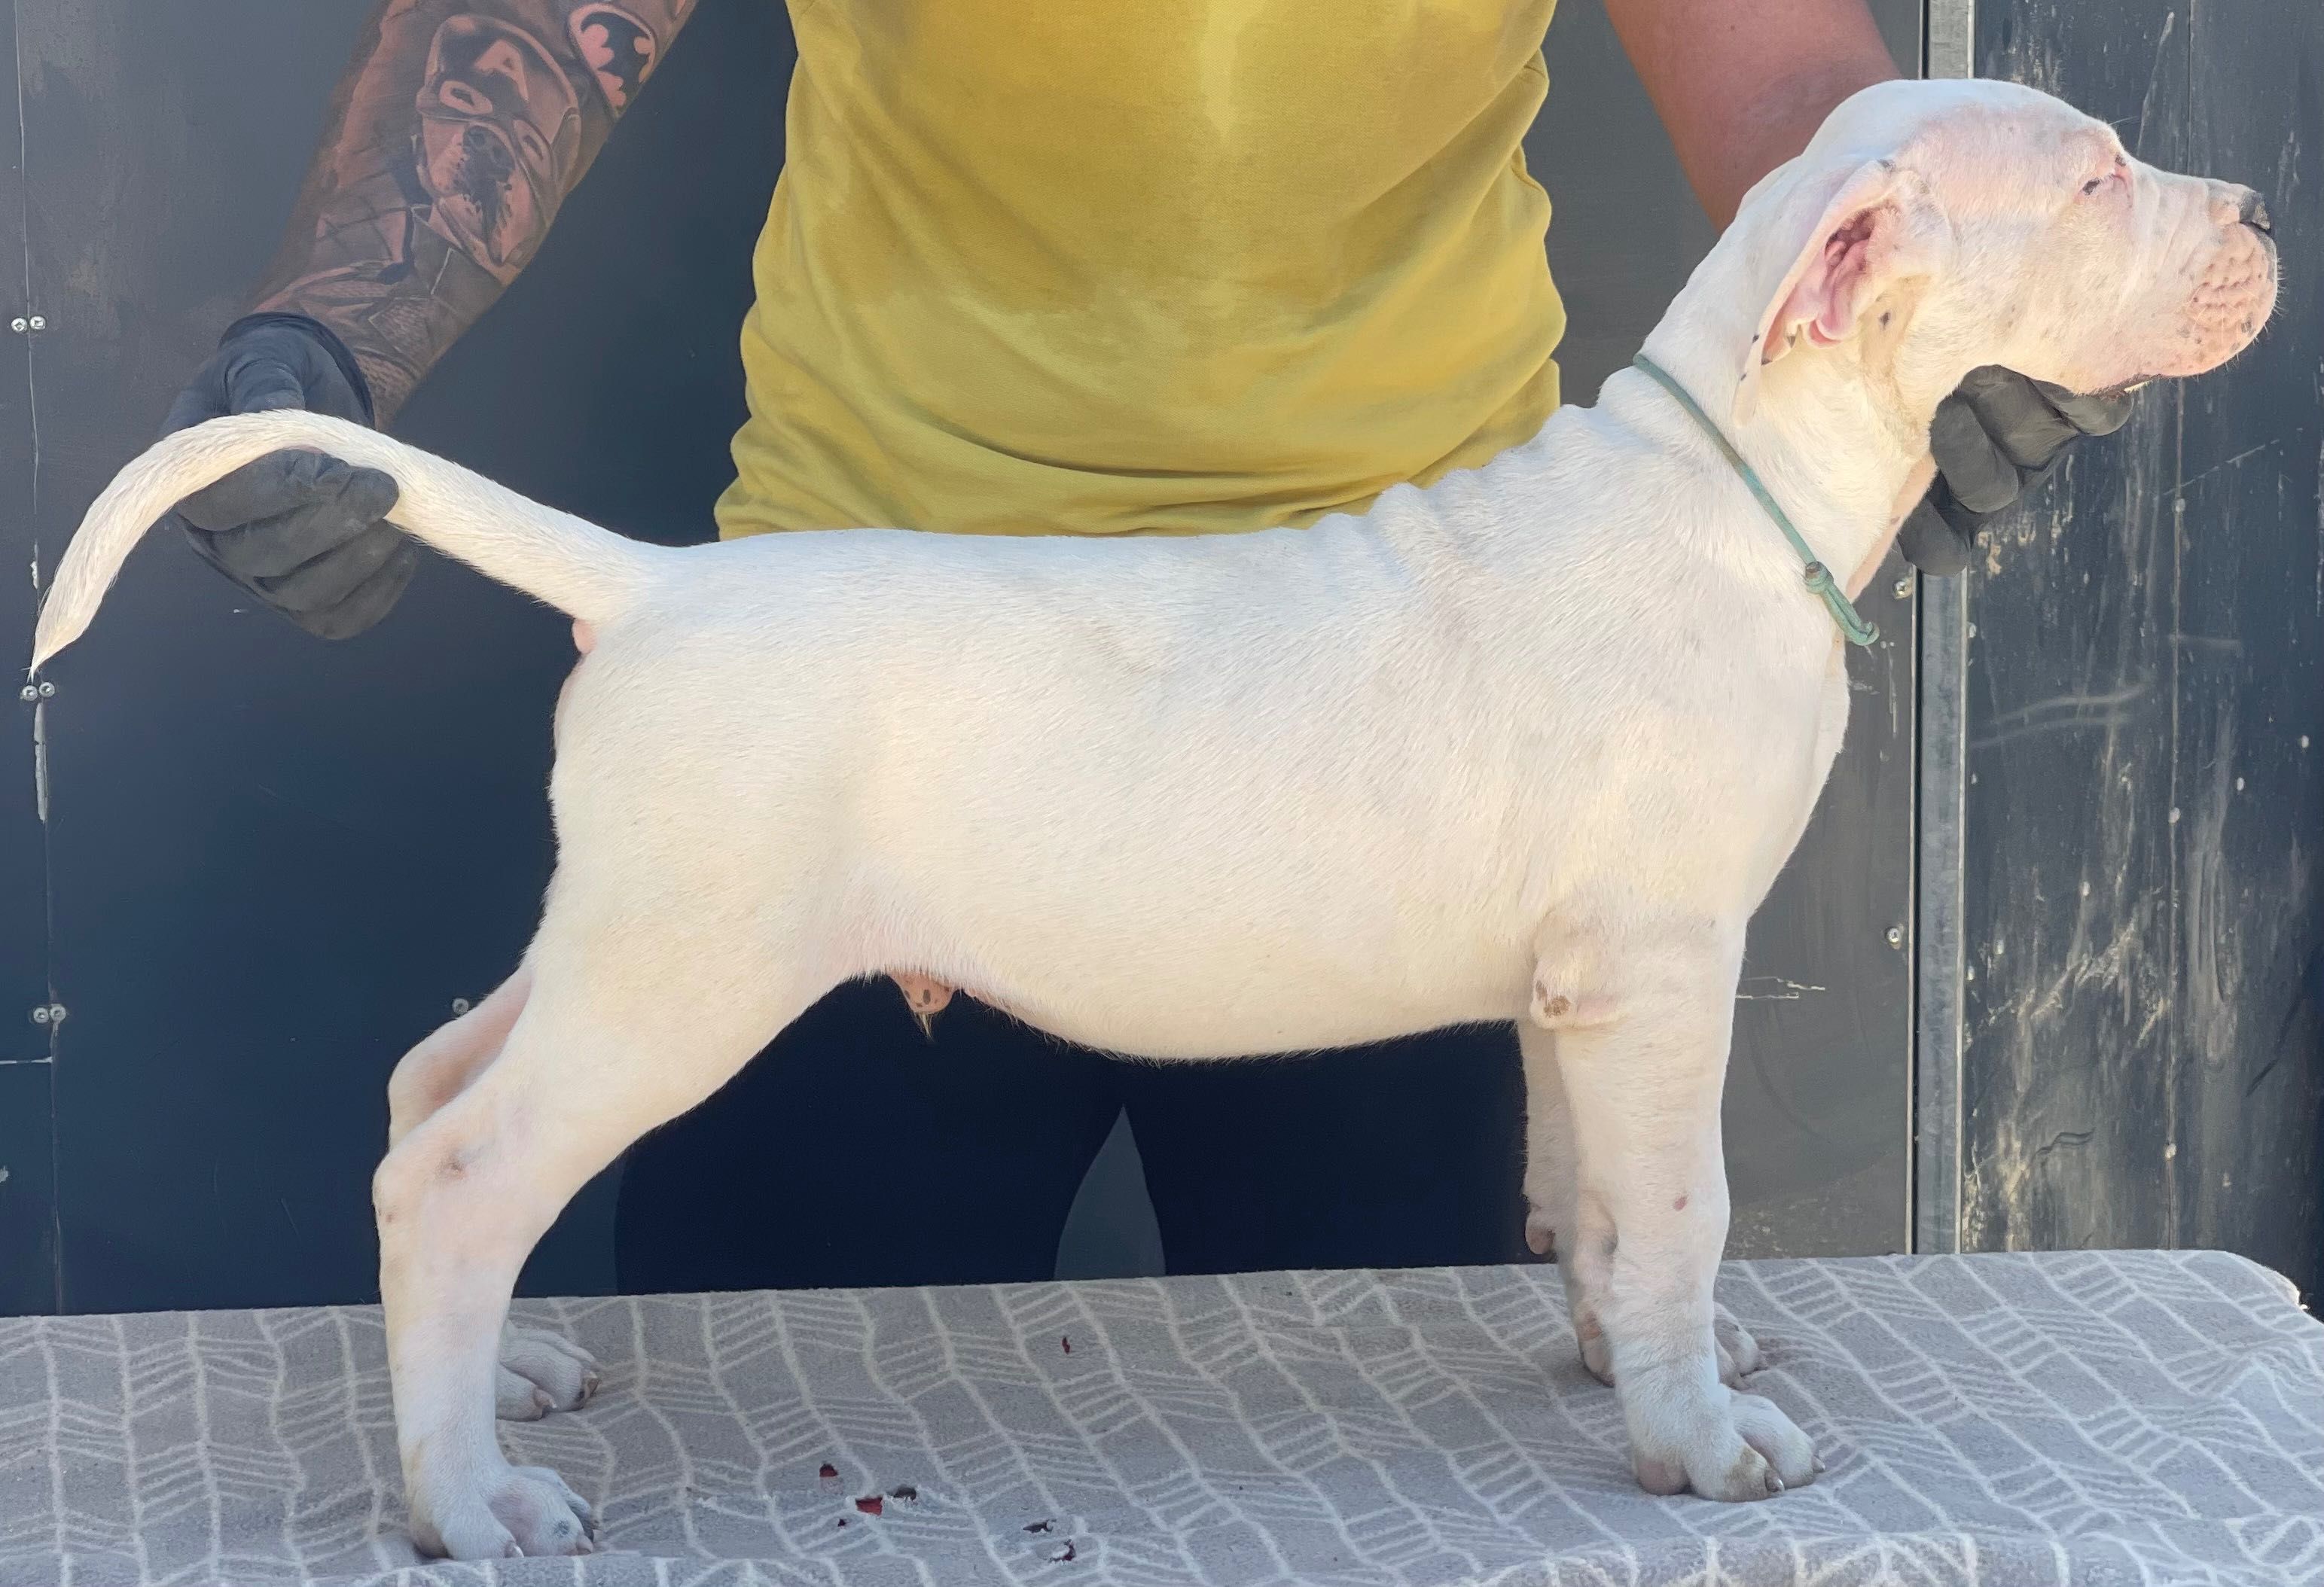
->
<box><xmin>1628</xmin><ymin>248</ymin><xmax>1950</xmax><ymax>607</ymax></box>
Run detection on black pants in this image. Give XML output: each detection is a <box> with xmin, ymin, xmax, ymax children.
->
<box><xmin>614</xmin><ymin>978</ymin><xmax>1530</xmax><ymax>1292</ymax></box>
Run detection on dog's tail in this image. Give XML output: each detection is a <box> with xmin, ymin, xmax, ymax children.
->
<box><xmin>30</xmin><ymin>410</ymin><xmax>669</xmax><ymax>673</ymax></box>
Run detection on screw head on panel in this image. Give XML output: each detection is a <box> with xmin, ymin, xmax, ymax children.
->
<box><xmin>1884</xmin><ymin>924</ymin><xmax>1905</xmax><ymax>949</ymax></box>
<box><xmin>7</xmin><ymin>318</ymin><xmax>24</xmax><ymax>335</ymax></box>
<box><xmin>25</xmin><ymin>316</ymin><xmax>44</xmax><ymax>333</ymax></box>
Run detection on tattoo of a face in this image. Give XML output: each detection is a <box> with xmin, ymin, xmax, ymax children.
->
<box><xmin>416</xmin><ymin>16</ymin><xmax>581</xmax><ymax>279</ymax></box>
<box><xmin>254</xmin><ymin>0</ymin><xmax>697</xmax><ymax>419</ymax></box>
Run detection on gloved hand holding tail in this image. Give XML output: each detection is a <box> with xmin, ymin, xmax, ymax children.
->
<box><xmin>30</xmin><ymin>412</ymin><xmax>665</xmax><ymax>675</ymax></box>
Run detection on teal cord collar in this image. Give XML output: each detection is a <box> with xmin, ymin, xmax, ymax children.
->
<box><xmin>1630</xmin><ymin>353</ymin><xmax>1879</xmax><ymax>647</ymax></box>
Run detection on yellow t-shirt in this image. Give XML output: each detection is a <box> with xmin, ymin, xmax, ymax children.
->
<box><xmin>717</xmin><ymin>0</ymin><xmax>1563</xmax><ymax>541</ymax></box>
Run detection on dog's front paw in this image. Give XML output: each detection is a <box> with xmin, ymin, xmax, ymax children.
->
<box><xmin>413</xmin><ymin>1463</ymin><xmax>596</xmax><ymax>1558</ymax></box>
<box><xmin>495</xmin><ymin>1324</ymin><xmax>601</xmax><ymax>1421</ymax></box>
<box><xmin>1627</xmin><ymin>1383</ymin><xmax>1816</xmax><ymax>1502</ymax></box>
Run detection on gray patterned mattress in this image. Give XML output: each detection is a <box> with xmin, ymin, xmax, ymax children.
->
<box><xmin>5</xmin><ymin>1252</ymin><xmax>2322</xmax><ymax>1586</ymax></box>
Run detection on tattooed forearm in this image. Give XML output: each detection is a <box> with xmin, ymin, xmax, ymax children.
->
<box><xmin>252</xmin><ymin>0</ymin><xmax>697</xmax><ymax>419</ymax></box>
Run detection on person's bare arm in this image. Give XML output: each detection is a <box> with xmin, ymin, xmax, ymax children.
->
<box><xmin>253</xmin><ymin>0</ymin><xmax>698</xmax><ymax>421</ymax></box>
<box><xmin>1602</xmin><ymin>0</ymin><xmax>1899</xmax><ymax>228</ymax></box>
<box><xmin>157</xmin><ymin>0</ymin><xmax>696</xmax><ymax>640</ymax></box>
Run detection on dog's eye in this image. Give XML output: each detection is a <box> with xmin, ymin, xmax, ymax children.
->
<box><xmin>2081</xmin><ymin>176</ymin><xmax>2106</xmax><ymax>195</ymax></box>
<box><xmin>2082</xmin><ymin>158</ymin><xmax>2129</xmax><ymax>197</ymax></box>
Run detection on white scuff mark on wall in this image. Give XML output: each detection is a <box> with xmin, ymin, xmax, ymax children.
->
<box><xmin>1735</xmin><ymin>976</ymin><xmax>1827</xmax><ymax>1001</ymax></box>
<box><xmin>31</xmin><ymin>700</ymin><xmax>46</xmax><ymax>826</ymax></box>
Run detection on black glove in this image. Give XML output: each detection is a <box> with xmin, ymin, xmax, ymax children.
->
<box><xmin>1899</xmin><ymin>365</ymin><xmax>2138</xmax><ymax>576</ymax></box>
<box><xmin>162</xmin><ymin>313</ymin><xmax>413</xmax><ymax>639</ymax></box>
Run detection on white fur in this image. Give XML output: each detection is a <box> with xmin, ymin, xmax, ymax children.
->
<box><xmin>30</xmin><ymin>80</ymin><xmax>2274</xmax><ymax>1552</ymax></box>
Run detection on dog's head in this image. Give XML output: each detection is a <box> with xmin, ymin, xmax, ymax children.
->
<box><xmin>1728</xmin><ymin>78</ymin><xmax>2277</xmax><ymax>425</ymax></box>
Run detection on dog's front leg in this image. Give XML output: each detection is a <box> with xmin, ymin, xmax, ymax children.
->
<box><xmin>1548</xmin><ymin>940</ymin><xmax>1816</xmax><ymax>1500</ymax></box>
<box><xmin>1519</xmin><ymin>1022</ymin><xmax>1764</xmax><ymax>1390</ymax></box>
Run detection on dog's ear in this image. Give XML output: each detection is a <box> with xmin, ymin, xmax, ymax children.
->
<box><xmin>1734</xmin><ymin>157</ymin><xmax>1934</xmax><ymax>425</ymax></box>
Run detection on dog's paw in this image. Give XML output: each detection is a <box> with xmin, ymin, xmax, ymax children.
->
<box><xmin>414</xmin><ymin>1464</ymin><xmax>596</xmax><ymax>1558</ymax></box>
<box><xmin>1573</xmin><ymin>1308</ymin><xmax>1615</xmax><ymax>1385</ymax></box>
<box><xmin>513</xmin><ymin>1466</ymin><xmax>596</xmax><ymax>1537</ymax></box>
<box><xmin>1524</xmin><ymin>1209</ymin><xmax>1556</xmax><ymax>1258</ymax></box>
<box><xmin>1549</xmin><ymin>1254</ymin><xmax>1616</xmax><ymax>1385</ymax></box>
<box><xmin>495</xmin><ymin>1324</ymin><xmax>601</xmax><ymax>1421</ymax></box>
<box><xmin>1714</xmin><ymin>1308</ymin><xmax>1763</xmax><ymax>1385</ymax></box>
<box><xmin>1629</xmin><ymin>1386</ymin><xmax>1816</xmax><ymax>1502</ymax></box>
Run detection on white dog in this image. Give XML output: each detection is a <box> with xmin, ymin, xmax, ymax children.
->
<box><xmin>32</xmin><ymin>78</ymin><xmax>2274</xmax><ymax>1557</ymax></box>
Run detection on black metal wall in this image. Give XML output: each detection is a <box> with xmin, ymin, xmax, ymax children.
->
<box><xmin>1956</xmin><ymin>3</ymin><xmax>2324</xmax><ymax>1294</ymax></box>
<box><xmin>7</xmin><ymin>0</ymin><xmax>1918</xmax><ymax>1316</ymax></box>
<box><xmin>0</xmin><ymin>5</ymin><xmax>57</xmax><ymax>1318</ymax></box>
<box><xmin>7</xmin><ymin>0</ymin><xmax>789</xmax><ymax>1311</ymax></box>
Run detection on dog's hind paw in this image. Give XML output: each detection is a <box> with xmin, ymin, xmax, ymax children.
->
<box><xmin>1715</xmin><ymin>1308</ymin><xmax>1764</xmax><ymax>1385</ymax></box>
<box><xmin>1524</xmin><ymin>1210</ymin><xmax>1556</xmax><ymax>1257</ymax></box>
<box><xmin>495</xmin><ymin>1324</ymin><xmax>601</xmax><ymax>1421</ymax></box>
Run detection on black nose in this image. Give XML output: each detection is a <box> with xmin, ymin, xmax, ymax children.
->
<box><xmin>2239</xmin><ymin>190</ymin><xmax>2274</xmax><ymax>236</ymax></box>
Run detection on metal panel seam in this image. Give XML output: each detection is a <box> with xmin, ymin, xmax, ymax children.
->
<box><xmin>1913</xmin><ymin>0</ymin><xmax>1973</xmax><ymax>1255</ymax></box>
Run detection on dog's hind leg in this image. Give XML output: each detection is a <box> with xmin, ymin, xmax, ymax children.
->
<box><xmin>373</xmin><ymin>895</ymin><xmax>823</xmax><ymax>1560</ymax></box>
<box><xmin>1550</xmin><ymin>926</ymin><xmax>1816</xmax><ymax>1502</ymax></box>
<box><xmin>1518</xmin><ymin>1025</ymin><xmax>1615</xmax><ymax>1381</ymax></box>
<box><xmin>387</xmin><ymin>967</ymin><xmax>532</xmax><ymax>1148</ymax></box>
<box><xmin>382</xmin><ymin>965</ymin><xmax>605</xmax><ymax>1422</ymax></box>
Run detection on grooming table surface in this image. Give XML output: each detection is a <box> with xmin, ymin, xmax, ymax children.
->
<box><xmin>4</xmin><ymin>1253</ymin><xmax>2321</xmax><ymax>1586</ymax></box>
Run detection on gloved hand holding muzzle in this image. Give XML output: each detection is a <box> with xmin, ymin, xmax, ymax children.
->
<box><xmin>1901</xmin><ymin>364</ymin><xmax>2138</xmax><ymax>576</ymax></box>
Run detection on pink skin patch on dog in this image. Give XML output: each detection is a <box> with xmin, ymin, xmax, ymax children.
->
<box><xmin>892</xmin><ymin>973</ymin><xmax>954</xmax><ymax>1018</ymax></box>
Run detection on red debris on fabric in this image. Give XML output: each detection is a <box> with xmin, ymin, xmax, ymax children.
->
<box><xmin>1047</xmin><ymin>1541</ymin><xmax>1078</xmax><ymax>1562</ymax></box>
<box><xmin>854</xmin><ymin>1495</ymin><xmax>884</xmax><ymax>1517</ymax></box>
<box><xmin>1061</xmin><ymin>1336</ymin><xmax>1072</xmax><ymax>1354</ymax></box>
<box><xmin>818</xmin><ymin>1463</ymin><xmax>838</xmax><ymax>1480</ymax></box>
